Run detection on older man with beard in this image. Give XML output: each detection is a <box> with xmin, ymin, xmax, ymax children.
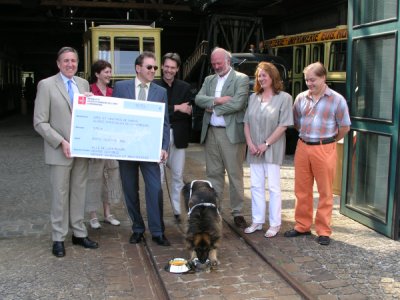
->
<box><xmin>195</xmin><ymin>47</ymin><xmax>250</xmax><ymax>229</ymax></box>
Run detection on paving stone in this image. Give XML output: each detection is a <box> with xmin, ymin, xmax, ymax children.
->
<box><xmin>318</xmin><ymin>294</ymin><xmax>339</xmax><ymax>300</ymax></box>
<box><xmin>1</xmin><ymin>115</ymin><xmax>400</xmax><ymax>299</ymax></box>
<box><xmin>321</xmin><ymin>279</ymin><xmax>350</xmax><ymax>289</ymax></box>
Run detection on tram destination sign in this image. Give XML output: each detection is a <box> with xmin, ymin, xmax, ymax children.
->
<box><xmin>266</xmin><ymin>27</ymin><xmax>348</xmax><ymax>48</ymax></box>
<box><xmin>70</xmin><ymin>94</ymin><xmax>165</xmax><ymax>162</ymax></box>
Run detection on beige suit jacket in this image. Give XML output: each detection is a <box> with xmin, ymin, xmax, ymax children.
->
<box><xmin>195</xmin><ymin>69</ymin><xmax>249</xmax><ymax>144</ymax></box>
<box><xmin>33</xmin><ymin>73</ymin><xmax>90</xmax><ymax>165</ymax></box>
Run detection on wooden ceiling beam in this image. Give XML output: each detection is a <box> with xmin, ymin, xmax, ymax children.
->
<box><xmin>40</xmin><ymin>0</ymin><xmax>191</xmax><ymax>12</ymax></box>
<box><xmin>0</xmin><ymin>0</ymin><xmax>191</xmax><ymax>12</ymax></box>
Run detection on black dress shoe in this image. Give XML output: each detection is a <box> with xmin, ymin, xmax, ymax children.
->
<box><xmin>52</xmin><ymin>241</ymin><xmax>65</xmax><ymax>257</ymax></box>
<box><xmin>317</xmin><ymin>235</ymin><xmax>330</xmax><ymax>245</ymax></box>
<box><xmin>233</xmin><ymin>216</ymin><xmax>248</xmax><ymax>229</ymax></box>
<box><xmin>72</xmin><ymin>235</ymin><xmax>99</xmax><ymax>249</ymax></box>
<box><xmin>284</xmin><ymin>228</ymin><xmax>312</xmax><ymax>237</ymax></box>
<box><xmin>152</xmin><ymin>234</ymin><xmax>171</xmax><ymax>246</ymax></box>
<box><xmin>129</xmin><ymin>232</ymin><xmax>144</xmax><ymax>244</ymax></box>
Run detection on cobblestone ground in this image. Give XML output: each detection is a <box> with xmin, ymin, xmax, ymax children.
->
<box><xmin>1</xmin><ymin>115</ymin><xmax>400</xmax><ymax>299</ymax></box>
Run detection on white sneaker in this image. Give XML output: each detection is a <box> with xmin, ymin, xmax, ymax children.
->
<box><xmin>104</xmin><ymin>215</ymin><xmax>120</xmax><ymax>226</ymax></box>
<box><xmin>244</xmin><ymin>223</ymin><xmax>263</xmax><ymax>234</ymax></box>
<box><xmin>90</xmin><ymin>218</ymin><xmax>101</xmax><ymax>229</ymax></box>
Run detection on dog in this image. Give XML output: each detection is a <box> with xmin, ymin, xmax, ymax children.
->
<box><xmin>181</xmin><ymin>180</ymin><xmax>222</xmax><ymax>266</ymax></box>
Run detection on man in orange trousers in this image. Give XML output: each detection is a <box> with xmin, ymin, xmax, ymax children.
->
<box><xmin>284</xmin><ymin>62</ymin><xmax>351</xmax><ymax>246</ymax></box>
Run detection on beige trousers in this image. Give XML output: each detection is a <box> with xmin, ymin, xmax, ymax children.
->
<box><xmin>49</xmin><ymin>158</ymin><xmax>88</xmax><ymax>241</ymax></box>
<box><xmin>205</xmin><ymin>126</ymin><xmax>246</xmax><ymax>216</ymax></box>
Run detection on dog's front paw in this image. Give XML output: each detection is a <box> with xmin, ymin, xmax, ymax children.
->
<box><xmin>210</xmin><ymin>259</ymin><xmax>219</xmax><ymax>267</ymax></box>
<box><xmin>209</xmin><ymin>249</ymin><xmax>218</xmax><ymax>267</ymax></box>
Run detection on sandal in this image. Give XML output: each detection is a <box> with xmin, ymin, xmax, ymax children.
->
<box><xmin>90</xmin><ymin>217</ymin><xmax>101</xmax><ymax>229</ymax></box>
<box><xmin>265</xmin><ymin>226</ymin><xmax>280</xmax><ymax>238</ymax></box>
<box><xmin>104</xmin><ymin>215</ymin><xmax>120</xmax><ymax>226</ymax></box>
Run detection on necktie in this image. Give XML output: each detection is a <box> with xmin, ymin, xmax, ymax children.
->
<box><xmin>138</xmin><ymin>83</ymin><xmax>147</xmax><ymax>101</ymax></box>
<box><xmin>67</xmin><ymin>80</ymin><xmax>74</xmax><ymax>105</ymax></box>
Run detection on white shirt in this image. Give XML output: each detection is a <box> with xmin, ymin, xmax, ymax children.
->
<box><xmin>210</xmin><ymin>68</ymin><xmax>232</xmax><ymax>127</ymax></box>
<box><xmin>135</xmin><ymin>78</ymin><xmax>150</xmax><ymax>101</ymax></box>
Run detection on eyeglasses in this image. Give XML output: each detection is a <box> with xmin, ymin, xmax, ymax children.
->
<box><xmin>144</xmin><ymin>65</ymin><xmax>158</xmax><ymax>71</ymax></box>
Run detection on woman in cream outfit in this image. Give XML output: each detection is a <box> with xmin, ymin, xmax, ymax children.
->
<box><xmin>243</xmin><ymin>62</ymin><xmax>293</xmax><ymax>238</ymax></box>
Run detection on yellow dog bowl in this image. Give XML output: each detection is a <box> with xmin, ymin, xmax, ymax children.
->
<box><xmin>165</xmin><ymin>258</ymin><xmax>190</xmax><ymax>273</ymax></box>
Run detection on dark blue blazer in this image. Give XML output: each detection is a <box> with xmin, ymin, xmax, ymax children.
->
<box><xmin>112</xmin><ymin>79</ymin><xmax>170</xmax><ymax>150</ymax></box>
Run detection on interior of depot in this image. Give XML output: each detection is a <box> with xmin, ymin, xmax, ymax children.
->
<box><xmin>1</xmin><ymin>0</ymin><xmax>399</xmax><ymax>240</ymax></box>
<box><xmin>0</xmin><ymin>0</ymin><xmax>348</xmax><ymax>117</ymax></box>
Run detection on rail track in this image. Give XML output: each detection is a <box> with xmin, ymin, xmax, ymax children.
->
<box><xmin>136</xmin><ymin>212</ymin><xmax>318</xmax><ymax>300</ymax></box>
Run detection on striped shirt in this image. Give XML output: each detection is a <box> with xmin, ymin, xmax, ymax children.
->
<box><xmin>293</xmin><ymin>85</ymin><xmax>351</xmax><ymax>142</ymax></box>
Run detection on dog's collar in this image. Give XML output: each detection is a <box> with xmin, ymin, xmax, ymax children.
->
<box><xmin>189</xmin><ymin>180</ymin><xmax>213</xmax><ymax>199</ymax></box>
<box><xmin>187</xmin><ymin>203</ymin><xmax>220</xmax><ymax>217</ymax></box>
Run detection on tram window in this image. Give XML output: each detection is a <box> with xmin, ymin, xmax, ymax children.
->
<box><xmin>310</xmin><ymin>44</ymin><xmax>324</xmax><ymax>63</ymax></box>
<box><xmin>98</xmin><ymin>37</ymin><xmax>111</xmax><ymax>62</ymax></box>
<box><xmin>143</xmin><ymin>37</ymin><xmax>155</xmax><ymax>53</ymax></box>
<box><xmin>294</xmin><ymin>47</ymin><xmax>305</xmax><ymax>74</ymax></box>
<box><xmin>85</xmin><ymin>40</ymin><xmax>91</xmax><ymax>79</ymax></box>
<box><xmin>114</xmin><ymin>37</ymin><xmax>139</xmax><ymax>75</ymax></box>
<box><xmin>329</xmin><ymin>41</ymin><xmax>346</xmax><ymax>72</ymax></box>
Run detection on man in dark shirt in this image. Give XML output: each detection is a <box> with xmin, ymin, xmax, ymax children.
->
<box><xmin>154</xmin><ymin>52</ymin><xmax>193</xmax><ymax>223</ymax></box>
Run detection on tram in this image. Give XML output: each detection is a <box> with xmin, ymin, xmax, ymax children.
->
<box><xmin>265</xmin><ymin>25</ymin><xmax>347</xmax><ymax>99</ymax></box>
<box><xmin>83</xmin><ymin>24</ymin><xmax>162</xmax><ymax>83</ymax></box>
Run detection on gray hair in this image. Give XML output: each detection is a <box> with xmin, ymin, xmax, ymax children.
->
<box><xmin>211</xmin><ymin>47</ymin><xmax>232</xmax><ymax>61</ymax></box>
<box><xmin>57</xmin><ymin>47</ymin><xmax>79</xmax><ymax>62</ymax></box>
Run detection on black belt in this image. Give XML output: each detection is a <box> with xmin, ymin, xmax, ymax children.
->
<box><xmin>209</xmin><ymin>125</ymin><xmax>225</xmax><ymax>128</ymax></box>
<box><xmin>300</xmin><ymin>137</ymin><xmax>336</xmax><ymax>145</ymax></box>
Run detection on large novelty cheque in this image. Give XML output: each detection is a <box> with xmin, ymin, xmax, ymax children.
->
<box><xmin>70</xmin><ymin>94</ymin><xmax>165</xmax><ymax>162</ymax></box>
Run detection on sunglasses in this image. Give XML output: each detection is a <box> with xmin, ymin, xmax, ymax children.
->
<box><xmin>144</xmin><ymin>65</ymin><xmax>158</xmax><ymax>71</ymax></box>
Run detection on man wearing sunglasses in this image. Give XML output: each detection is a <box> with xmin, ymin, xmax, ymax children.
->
<box><xmin>112</xmin><ymin>51</ymin><xmax>171</xmax><ymax>246</ymax></box>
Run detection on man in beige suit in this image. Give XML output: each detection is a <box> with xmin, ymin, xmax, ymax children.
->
<box><xmin>195</xmin><ymin>47</ymin><xmax>249</xmax><ymax>228</ymax></box>
<box><xmin>34</xmin><ymin>47</ymin><xmax>98</xmax><ymax>257</ymax></box>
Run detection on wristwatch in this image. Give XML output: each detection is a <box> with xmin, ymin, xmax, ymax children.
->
<box><xmin>265</xmin><ymin>141</ymin><xmax>270</xmax><ymax>148</ymax></box>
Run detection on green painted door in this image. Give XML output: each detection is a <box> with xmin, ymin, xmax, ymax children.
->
<box><xmin>341</xmin><ymin>0</ymin><xmax>400</xmax><ymax>239</ymax></box>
